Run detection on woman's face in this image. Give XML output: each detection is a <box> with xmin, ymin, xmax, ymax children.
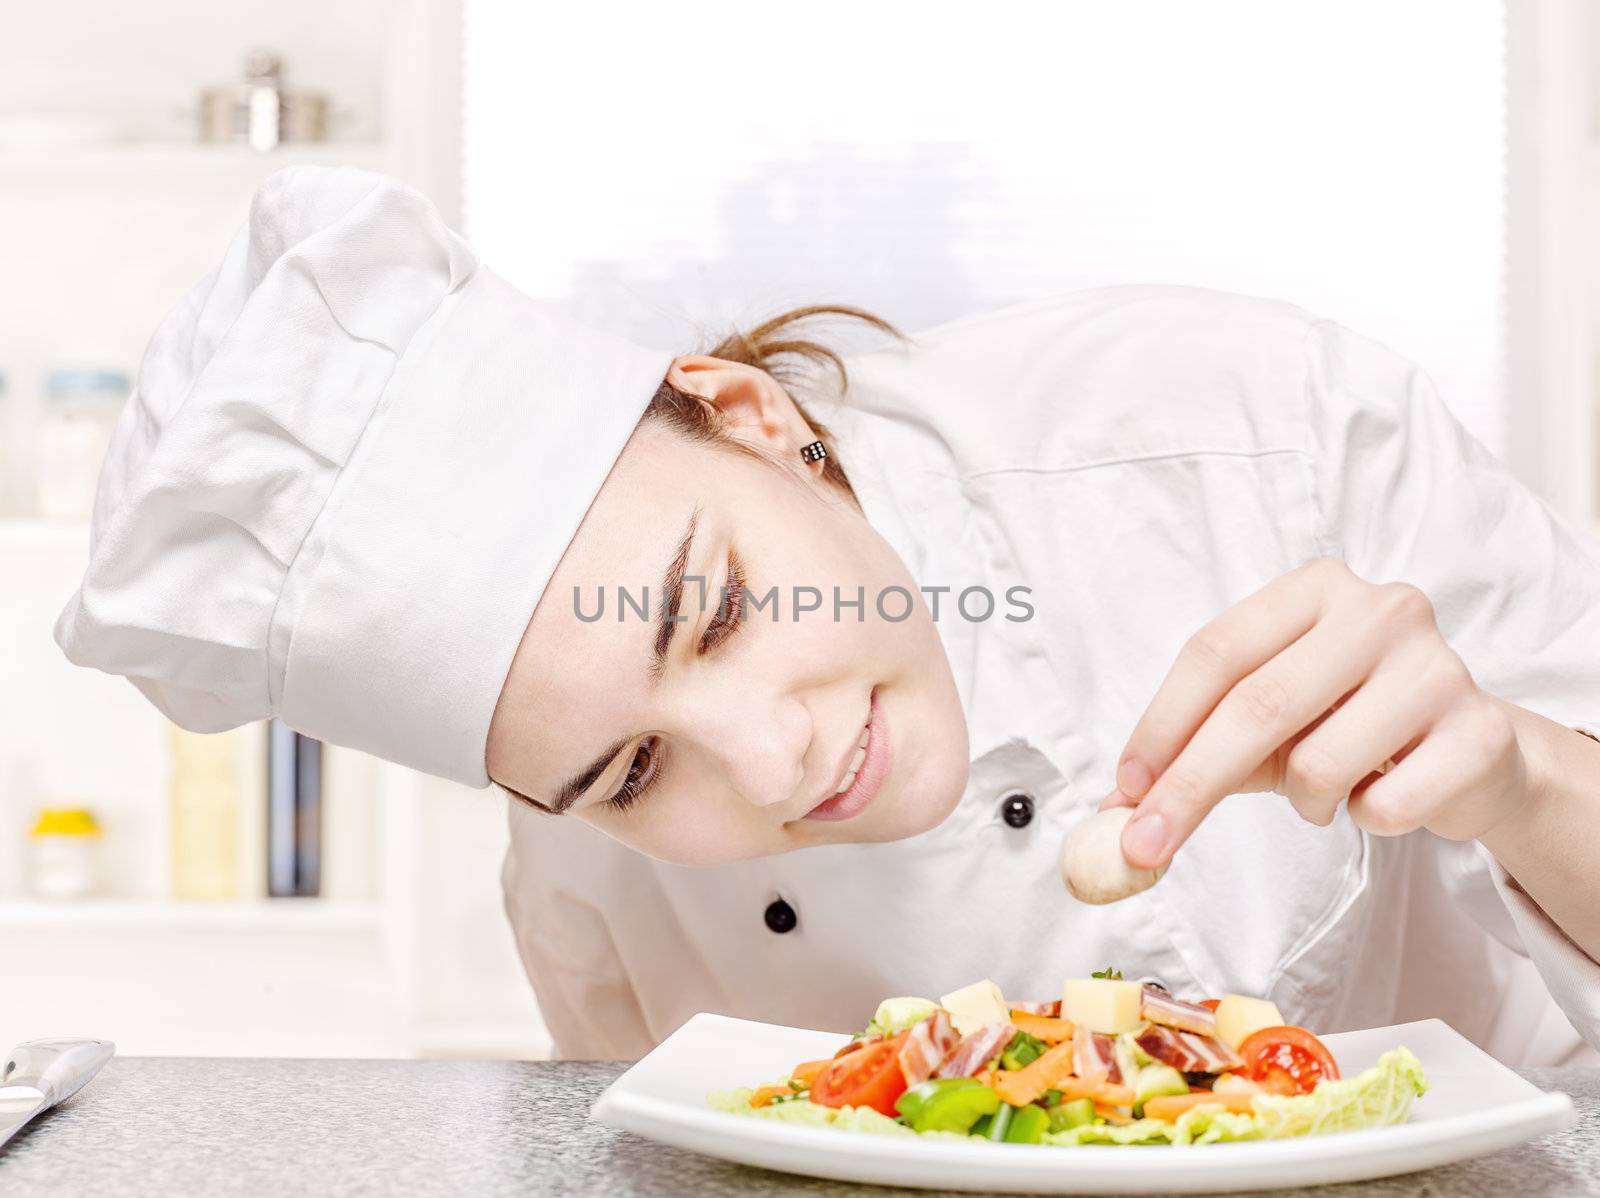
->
<box><xmin>486</xmin><ymin>356</ymin><xmax>970</xmax><ymax>865</ymax></box>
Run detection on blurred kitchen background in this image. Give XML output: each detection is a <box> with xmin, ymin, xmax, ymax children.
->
<box><xmin>2</xmin><ymin>0</ymin><xmax>1597</xmax><ymax>1058</ymax></box>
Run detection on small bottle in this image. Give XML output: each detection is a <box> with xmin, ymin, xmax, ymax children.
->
<box><xmin>267</xmin><ymin>719</ymin><xmax>321</xmax><ymax>897</ymax></box>
<box><xmin>36</xmin><ymin>367</ymin><xmax>130</xmax><ymax>521</ymax></box>
<box><xmin>27</xmin><ymin>808</ymin><xmax>102</xmax><ymax>899</ymax></box>
<box><xmin>170</xmin><ymin>724</ymin><xmax>242</xmax><ymax>901</ymax></box>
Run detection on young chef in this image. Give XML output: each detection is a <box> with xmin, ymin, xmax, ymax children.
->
<box><xmin>58</xmin><ymin>168</ymin><xmax>1600</xmax><ymax>1066</ymax></box>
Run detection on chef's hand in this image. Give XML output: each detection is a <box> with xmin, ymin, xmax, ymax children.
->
<box><xmin>1100</xmin><ymin>557</ymin><xmax>1537</xmax><ymax>869</ymax></box>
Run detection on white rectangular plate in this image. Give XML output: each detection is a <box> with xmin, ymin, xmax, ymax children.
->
<box><xmin>590</xmin><ymin>1014</ymin><xmax>1574</xmax><ymax>1194</ymax></box>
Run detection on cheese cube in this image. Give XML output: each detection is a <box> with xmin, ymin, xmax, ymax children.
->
<box><xmin>938</xmin><ymin>979</ymin><xmax>1009</xmax><ymax>1036</ymax></box>
<box><xmin>1061</xmin><ymin>977</ymin><xmax>1144</xmax><ymax>1034</ymax></box>
<box><xmin>1213</xmin><ymin>995</ymin><xmax>1285</xmax><ymax>1050</ymax></box>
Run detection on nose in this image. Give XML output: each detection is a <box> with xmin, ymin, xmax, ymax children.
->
<box><xmin>693</xmin><ymin>688</ymin><xmax>812</xmax><ymax>808</ymax></box>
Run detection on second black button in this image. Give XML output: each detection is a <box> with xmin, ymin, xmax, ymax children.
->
<box><xmin>764</xmin><ymin>898</ymin><xmax>798</xmax><ymax>934</ymax></box>
<box><xmin>1000</xmin><ymin>792</ymin><xmax>1035</xmax><ymax>828</ymax></box>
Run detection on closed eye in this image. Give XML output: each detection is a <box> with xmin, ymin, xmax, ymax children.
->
<box><xmin>606</xmin><ymin>550</ymin><xmax>746</xmax><ymax>814</ymax></box>
<box><xmin>698</xmin><ymin>550</ymin><xmax>746</xmax><ymax>655</ymax></box>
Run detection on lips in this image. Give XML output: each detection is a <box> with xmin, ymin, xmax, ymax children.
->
<box><xmin>804</xmin><ymin>689</ymin><xmax>892</xmax><ymax>822</ymax></box>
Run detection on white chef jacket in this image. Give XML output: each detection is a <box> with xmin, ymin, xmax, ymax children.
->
<box><xmin>501</xmin><ymin>286</ymin><xmax>1600</xmax><ymax>1066</ymax></box>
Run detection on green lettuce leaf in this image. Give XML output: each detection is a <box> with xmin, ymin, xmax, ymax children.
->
<box><xmin>707</xmin><ymin>1090</ymin><xmax>915</xmax><ymax>1135</ymax></box>
<box><xmin>1249</xmin><ymin>1046</ymin><xmax>1429</xmax><ymax>1139</ymax></box>
<box><xmin>1041</xmin><ymin>1107</ymin><xmax>1264</xmax><ymax>1146</ymax></box>
<box><xmin>1176</xmin><ymin>1108</ymin><xmax>1264</xmax><ymax>1145</ymax></box>
<box><xmin>1043</xmin><ymin>1117</ymin><xmax>1175</xmax><ymax>1145</ymax></box>
<box><xmin>863</xmin><ymin>996</ymin><xmax>939</xmax><ymax>1039</ymax></box>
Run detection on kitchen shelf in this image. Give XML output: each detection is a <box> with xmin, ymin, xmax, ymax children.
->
<box><xmin>0</xmin><ymin>141</ymin><xmax>389</xmax><ymax>186</ymax></box>
<box><xmin>0</xmin><ymin>0</ymin><xmax>544</xmax><ymax>1061</ymax></box>
<box><xmin>0</xmin><ymin>897</ymin><xmax>384</xmax><ymax>932</ymax></box>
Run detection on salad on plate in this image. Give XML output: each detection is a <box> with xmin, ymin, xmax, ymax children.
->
<box><xmin>710</xmin><ymin>971</ymin><xmax>1428</xmax><ymax>1146</ymax></box>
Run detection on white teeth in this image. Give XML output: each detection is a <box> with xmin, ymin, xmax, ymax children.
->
<box><xmin>830</xmin><ymin>722</ymin><xmax>872</xmax><ymax>795</ymax></box>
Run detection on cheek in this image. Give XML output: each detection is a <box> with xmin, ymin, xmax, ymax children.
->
<box><xmin>753</xmin><ymin>504</ymin><xmax>927</xmax><ymax>651</ymax></box>
<box><xmin>893</xmin><ymin>732</ymin><xmax>970</xmax><ymax>831</ymax></box>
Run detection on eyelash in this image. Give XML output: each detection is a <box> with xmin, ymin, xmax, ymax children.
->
<box><xmin>606</xmin><ymin>551</ymin><xmax>747</xmax><ymax>814</ymax></box>
<box><xmin>607</xmin><ymin>736</ymin><xmax>662</xmax><ymax>813</ymax></box>
<box><xmin>698</xmin><ymin>551</ymin><xmax>746</xmax><ymax>654</ymax></box>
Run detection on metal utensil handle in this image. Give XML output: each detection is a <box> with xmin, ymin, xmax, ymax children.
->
<box><xmin>2</xmin><ymin>1039</ymin><xmax>116</xmax><ymax>1108</ymax></box>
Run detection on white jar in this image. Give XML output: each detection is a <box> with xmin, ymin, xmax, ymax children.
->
<box><xmin>36</xmin><ymin>368</ymin><xmax>130</xmax><ymax>521</ymax></box>
<box><xmin>27</xmin><ymin>808</ymin><xmax>102</xmax><ymax>899</ymax></box>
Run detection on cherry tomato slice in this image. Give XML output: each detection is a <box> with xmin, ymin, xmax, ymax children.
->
<box><xmin>810</xmin><ymin>1032</ymin><xmax>909</xmax><ymax>1116</ymax></box>
<box><xmin>1237</xmin><ymin>1025</ymin><xmax>1340</xmax><ymax>1096</ymax></box>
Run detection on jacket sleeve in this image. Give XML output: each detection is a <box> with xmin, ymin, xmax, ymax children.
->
<box><xmin>1303</xmin><ymin>317</ymin><xmax>1600</xmax><ymax>1051</ymax></box>
<box><xmin>499</xmin><ymin>800</ymin><xmax>655</xmax><ymax>1059</ymax></box>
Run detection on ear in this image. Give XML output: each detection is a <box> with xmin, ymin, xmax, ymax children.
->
<box><xmin>667</xmin><ymin>355</ymin><xmax>814</xmax><ymax>455</ymax></box>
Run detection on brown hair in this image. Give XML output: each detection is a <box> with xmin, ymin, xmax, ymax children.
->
<box><xmin>497</xmin><ymin>302</ymin><xmax>903</xmax><ymax>813</ymax></box>
<box><xmin>642</xmin><ymin>303</ymin><xmax>905</xmax><ymax>501</ymax></box>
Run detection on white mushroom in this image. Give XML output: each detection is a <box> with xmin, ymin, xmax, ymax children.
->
<box><xmin>1059</xmin><ymin>806</ymin><xmax>1167</xmax><ymax>904</ymax></box>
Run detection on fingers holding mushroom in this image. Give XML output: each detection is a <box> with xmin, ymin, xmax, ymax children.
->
<box><xmin>1060</xmin><ymin>806</ymin><xmax>1168</xmax><ymax>904</ymax></box>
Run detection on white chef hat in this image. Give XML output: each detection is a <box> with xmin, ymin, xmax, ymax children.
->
<box><xmin>55</xmin><ymin>166</ymin><xmax>674</xmax><ymax>787</ymax></box>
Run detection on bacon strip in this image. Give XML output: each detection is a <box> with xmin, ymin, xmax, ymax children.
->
<box><xmin>897</xmin><ymin>1009</ymin><xmax>962</xmax><ymax>1086</ymax></box>
<box><xmin>932</xmin><ymin>1021</ymin><xmax>1015</xmax><ymax>1080</ymax></box>
<box><xmin>1009</xmin><ymin>1000</ymin><xmax>1062</xmax><ymax>1018</ymax></box>
<box><xmin>1180</xmin><ymin>1030</ymin><xmax>1242</xmax><ymax>1073</ymax></box>
<box><xmin>1140</xmin><ymin>985</ymin><xmax>1219</xmax><ymax>1037</ymax></box>
<box><xmin>1135</xmin><ymin>1024</ymin><xmax>1242</xmax><ymax>1074</ymax></box>
<box><xmin>1072</xmin><ymin>1025</ymin><xmax>1122</xmax><ymax>1084</ymax></box>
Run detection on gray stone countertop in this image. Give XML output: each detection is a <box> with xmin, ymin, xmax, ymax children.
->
<box><xmin>0</xmin><ymin>1058</ymin><xmax>1595</xmax><ymax>1196</ymax></box>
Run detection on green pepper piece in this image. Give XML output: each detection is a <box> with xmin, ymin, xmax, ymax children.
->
<box><xmin>1047</xmin><ymin>1096</ymin><xmax>1096</xmax><ymax>1132</ymax></box>
<box><xmin>999</xmin><ymin>1031</ymin><xmax>1046</xmax><ymax>1072</ymax></box>
<box><xmin>1004</xmin><ymin>1104</ymin><xmax>1050</xmax><ymax>1144</ymax></box>
<box><xmin>896</xmin><ymin>1077</ymin><xmax>981</xmax><ymax>1124</ymax></box>
<box><xmin>985</xmin><ymin>1103</ymin><xmax>1015</xmax><ymax>1141</ymax></box>
<box><xmin>911</xmin><ymin>1081</ymin><xmax>1000</xmax><ymax>1134</ymax></box>
<box><xmin>969</xmin><ymin>1114</ymin><xmax>994</xmax><ymax>1138</ymax></box>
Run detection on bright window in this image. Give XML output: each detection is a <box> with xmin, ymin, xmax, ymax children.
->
<box><xmin>464</xmin><ymin>1</ymin><xmax>1506</xmax><ymax>454</ymax></box>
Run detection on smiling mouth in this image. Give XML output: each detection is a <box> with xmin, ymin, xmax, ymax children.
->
<box><xmin>803</xmin><ymin>688</ymin><xmax>891</xmax><ymax>822</ymax></box>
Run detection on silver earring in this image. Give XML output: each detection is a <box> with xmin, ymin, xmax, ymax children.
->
<box><xmin>800</xmin><ymin>440</ymin><xmax>827</xmax><ymax>463</ymax></box>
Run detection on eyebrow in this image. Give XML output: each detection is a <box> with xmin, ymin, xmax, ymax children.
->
<box><xmin>546</xmin><ymin>733</ymin><xmax>631</xmax><ymax>814</ymax></box>
<box><xmin>545</xmin><ymin>507</ymin><xmax>701</xmax><ymax>814</ymax></box>
<box><xmin>651</xmin><ymin>505</ymin><xmax>700</xmax><ymax>682</ymax></box>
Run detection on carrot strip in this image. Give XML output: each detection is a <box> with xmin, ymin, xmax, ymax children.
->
<box><xmin>1093</xmin><ymin>1101</ymin><xmax>1134</xmax><ymax>1125</ymax></box>
<box><xmin>1009</xmin><ymin>1013</ymin><xmax>1076</xmax><ymax>1044</ymax></box>
<box><xmin>749</xmin><ymin>1084</ymin><xmax>792</xmax><ymax>1108</ymax></box>
<box><xmin>1142</xmin><ymin>1091</ymin><xmax>1259</xmax><ymax>1122</ymax></box>
<box><xmin>1051</xmin><ymin>1076</ymin><xmax>1136</xmax><ymax>1106</ymax></box>
<box><xmin>993</xmin><ymin>1040</ymin><xmax>1076</xmax><ymax>1106</ymax></box>
<box><xmin>789</xmin><ymin>1059</ymin><xmax>832</xmax><ymax>1088</ymax></box>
